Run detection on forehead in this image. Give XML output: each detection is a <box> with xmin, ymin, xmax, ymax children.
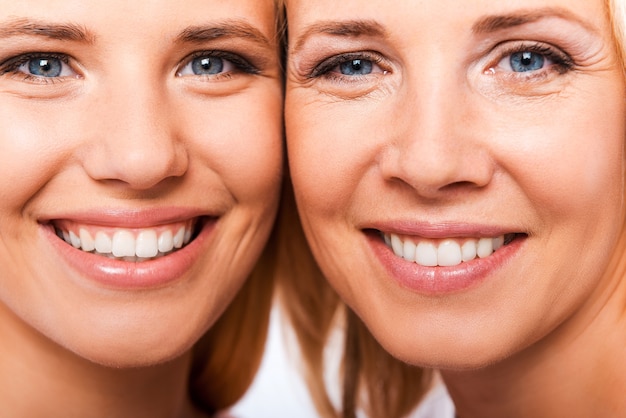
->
<box><xmin>286</xmin><ymin>0</ymin><xmax>609</xmax><ymax>34</ymax></box>
<box><xmin>0</xmin><ymin>0</ymin><xmax>278</xmax><ymax>36</ymax></box>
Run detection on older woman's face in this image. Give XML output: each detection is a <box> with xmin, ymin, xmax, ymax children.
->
<box><xmin>0</xmin><ymin>0</ymin><xmax>282</xmax><ymax>366</ymax></box>
<box><xmin>285</xmin><ymin>0</ymin><xmax>626</xmax><ymax>368</ymax></box>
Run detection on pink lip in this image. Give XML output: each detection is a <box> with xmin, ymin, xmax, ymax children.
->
<box><xmin>39</xmin><ymin>207</ymin><xmax>214</xmax><ymax>227</ymax></box>
<box><xmin>40</xmin><ymin>209</ymin><xmax>217</xmax><ymax>290</ymax></box>
<box><xmin>363</xmin><ymin>220</ymin><xmax>515</xmax><ymax>239</ymax></box>
<box><xmin>366</xmin><ymin>226</ymin><xmax>526</xmax><ymax>295</ymax></box>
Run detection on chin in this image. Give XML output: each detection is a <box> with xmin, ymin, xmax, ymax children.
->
<box><xmin>370</xmin><ymin>321</ymin><xmax>523</xmax><ymax>372</ymax></box>
<box><xmin>70</xmin><ymin>329</ymin><xmax>200</xmax><ymax>369</ymax></box>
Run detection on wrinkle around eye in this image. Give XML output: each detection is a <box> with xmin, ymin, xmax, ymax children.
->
<box><xmin>288</xmin><ymin>71</ymin><xmax>395</xmax><ymax>102</ymax></box>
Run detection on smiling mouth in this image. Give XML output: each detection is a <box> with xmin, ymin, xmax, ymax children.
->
<box><xmin>380</xmin><ymin>231</ymin><xmax>525</xmax><ymax>267</ymax></box>
<box><xmin>53</xmin><ymin>218</ymin><xmax>204</xmax><ymax>262</ymax></box>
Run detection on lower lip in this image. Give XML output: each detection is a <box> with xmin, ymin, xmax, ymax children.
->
<box><xmin>42</xmin><ymin>219</ymin><xmax>215</xmax><ymax>290</ymax></box>
<box><xmin>367</xmin><ymin>232</ymin><xmax>524</xmax><ymax>295</ymax></box>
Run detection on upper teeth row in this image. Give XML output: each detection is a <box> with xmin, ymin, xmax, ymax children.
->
<box><xmin>383</xmin><ymin>233</ymin><xmax>505</xmax><ymax>267</ymax></box>
<box><xmin>58</xmin><ymin>226</ymin><xmax>193</xmax><ymax>261</ymax></box>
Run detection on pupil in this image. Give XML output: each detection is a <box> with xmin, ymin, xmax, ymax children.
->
<box><xmin>28</xmin><ymin>58</ymin><xmax>62</xmax><ymax>77</ymax></box>
<box><xmin>521</xmin><ymin>52</ymin><xmax>533</xmax><ymax>66</ymax></box>
<box><xmin>200</xmin><ymin>58</ymin><xmax>211</xmax><ymax>70</ymax></box>
<box><xmin>191</xmin><ymin>56</ymin><xmax>224</xmax><ymax>75</ymax></box>
<box><xmin>40</xmin><ymin>60</ymin><xmax>52</xmax><ymax>72</ymax></box>
<box><xmin>352</xmin><ymin>60</ymin><xmax>363</xmax><ymax>71</ymax></box>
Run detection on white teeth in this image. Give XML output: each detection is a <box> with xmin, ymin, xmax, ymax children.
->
<box><xmin>415</xmin><ymin>241</ymin><xmax>438</xmax><ymax>267</ymax></box>
<box><xmin>69</xmin><ymin>231</ymin><xmax>81</xmax><ymax>248</ymax></box>
<box><xmin>173</xmin><ymin>227</ymin><xmax>185</xmax><ymax>249</ymax></box>
<box><xmin>461</xmin><ymin>240</ymin><xmax>477</xmax><ymax>262</ymax></box>
<box><xmin>95</xmin><ymin>231</ymin><xmax>112</xmax><ymax>254</ymax></box>
<box><xmin>112</xmin><ymin>230</ymin><xmax>136</xmax><ymax>257</ymax></box>
<box><xmin>391</xmin><ymin>234</ymin><xmax>403</xmax><ymax>257</ymax></box>
<box><xmin>403</xmin><ymin>239</ymin><xmax>416</xmax><ymax>262</ymax></box>
<box><xmin>385</xmin><ymin>233</ymin><xmax>508</xmax><ymax>267</ymax></box>
<box><xmin>476</xmin><ymin>237</ymin><xmax>493</xmax><ymax>258</ymax></box>
<box><xmin>79</xmin><ymin>229</ymin><xmax>95</xmax><ymax>252</ymax></box>
<box><xmin>437</xmin><ymin>239</ymin><xmax>462</xmax><ymax>267</ymax></box>
<box><xmin>57</xmin><ymin>223</ymin><xmax>195</xmax><ymax>262</ymax></box>
<box><xmin>158</xmin><ymin>230</ymin><xmax>174</xmax><ymax>253</ymax></box>
<box><xmin>136</xmin><ymin>230</ymin><xmax>158</xmax><ymax>258</ymax></box>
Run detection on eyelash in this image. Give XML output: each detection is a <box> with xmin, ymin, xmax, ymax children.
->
<box><xmin>305</xmin><ymin>42</ymin><xmax>574</xmax><ymax>83</ymax></box>
<box><xmin>0</xmin><ymin>52</ymin><xmax>75</xmax><ymax>84</ymax></box>
<box><xmin>308</xmin><ymin>51</ymin><xmax>386</xmax><ymax>81</ymax></box>
<box><xmin>0</xmin><ymin>50</ymin><xmax>260</xmax><ymax>84</ymax></box>
<box><xmin>488</xmin><ymin>41</ymin><xmax>575</xmax><ymax>77</ymax></box>
<box><xmin>177</xmin><ymin>50</ymin><xmax>260</xmax><ymax>78</ymax></box>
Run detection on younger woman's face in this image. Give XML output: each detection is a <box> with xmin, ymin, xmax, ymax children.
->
<box><xmin>285</xmin><ymin>0</ymin><xmax>626</xmax><ymax>368</ymax></box>
<box><xmin>0</xmin><ymin>0</ymin><xmax>282</xmax><ymax>366</ymax></box>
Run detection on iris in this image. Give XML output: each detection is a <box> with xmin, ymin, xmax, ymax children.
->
<box><xmin>29</xmin><ymin>58</ymin><xmax>63</xmax><ymax>77</ymax></box>
<box><xmin>510</xmin><ymin>51</ymin><xmax>545</xmax><ymax>73</ymax></box>
<box><xmin>339</xmin><ymin>59</ymin><xmax>373</xmax><ymax>76</ymax></box>
<box><xmin>191</xmin><ymin>57</ymin><xmax>224</xmax><ymax>75</ymax></box>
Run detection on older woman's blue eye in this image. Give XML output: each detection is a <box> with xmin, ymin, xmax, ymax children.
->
<box><xmin>20</xmin><ymin>57</ymin><xmax>66</xmax><ymax>78</ymax></box>
<box><xmin>509</xmin><ymin>51</ymin><xmax>545</xmax><ymax>73</ymax></box>
<box><xmin>339</xmin><ymin>59</ymin><xmax>374</xmax><ymax>76</ymax></box>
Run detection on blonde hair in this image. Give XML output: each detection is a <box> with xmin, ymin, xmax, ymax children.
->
<box><xmin>610</xmin><ymin>0</ymin><xmax>626</xmax><ymax>71</ymax></box>
<box><xmin>277</xmin><ymin>0</ymin><xmax>625</xmax><ymax>417</ymax></box>
<box><xmin>277</xmin><ymin>181</ymin><xmax>432</xmax><ymax>418</ymax></box>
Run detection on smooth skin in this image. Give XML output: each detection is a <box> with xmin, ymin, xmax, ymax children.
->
<box><xmin>0</xmin><ymin>0</ymin><xmax>282</xmax><ymax>416</ymax></box>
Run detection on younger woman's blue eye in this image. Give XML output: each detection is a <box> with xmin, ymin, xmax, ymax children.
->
<box><xmin>339</xmin><ymin>59</ymin><xmax>374</xmax><ymax>76</ymax></box>
<box><xmin>12</xmin><ymin>55</ymin><xmax>75</xmax><ymax>78</ymax></box>
<box><xmin>191</xmin><ymin>57</ymin><xmax>224</xmax><ymax>75</ymax></box>
<box><xmin>178</xmin><ymin>54</ymin><xmax>241</xmax><ymax>77</ymax></box>
<box><xmin>509</xmin><ymin>51</ymin><xmax>545</xmax><ymax>73</ymax></box>
<box><xmin>26</xmin><ymin>58</ymin><xmax>63</xmax><ymax>77</ymax></box>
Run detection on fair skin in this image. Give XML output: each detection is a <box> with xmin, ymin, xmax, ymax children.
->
<box><xmin>285</xmin><ymin>0</ymin><xmax>626</xmax><ymax>416</ymax></box>
<box><xmin>0</xmin><ymin>0</ymin><xmax>282</xmax><ymax>416</ymax></box>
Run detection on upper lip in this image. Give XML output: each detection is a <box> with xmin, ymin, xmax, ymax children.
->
<box><xmin>362</xmin><ymin>220</ymin><xmax>526</xmax><ymax>239</ymax></box>
<box><xmin>38</xmin><ymin>207</ymin><xmax>218</xmax><ymax>228</ymax></box>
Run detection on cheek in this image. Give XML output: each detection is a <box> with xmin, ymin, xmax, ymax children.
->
<box><xmin>186</xmin><ymin>89</ymin><xmax>284</xmax><ymax>211</ymax></box>
<box><xmin>497</xmin><ymin>101</ymin><xmax>626</xmax><ymax>226</ymax></box>
<box><xmin>286</xmin><ymin>96</ymin><xmax>382</xmax><ymax>218</ymax></box>
<box><xmin>0</xmin><ymin>104</ymin><xmax>75</xmax><ymax>207</ymax></box>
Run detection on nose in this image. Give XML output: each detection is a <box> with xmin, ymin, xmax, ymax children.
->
<box><xmin>80</xmin><ymin>75</ymin><xmax>188</xmax><ymax>191</ymax></box>
<box><xmin>379</xmin><ymin>75</ymin><xmax>494</xmax><ymax>200</ymax></box>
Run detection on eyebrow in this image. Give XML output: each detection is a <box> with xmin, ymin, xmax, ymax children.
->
<box><xmin>472</xmin><ymin>7</ymin><xmax>598</xmax><ymax>34</ymax></box>
<box><xmin>0</xmin><ymin>18</ymin><xmax>95</xmax><ymax>43</ymax></box>
<box><xmin>0</xmin><ymin>17</ymin><xmax>274</xmax><ymax>50</ymax></box>
<box><xmin>176</xmin><ymin>20</ymin><xmax>273</xmax><ymax>49</ymax></box>
<box><xmin>290</xmin><ymin>20</ymin><xmax>386</xmax><ymax>54</ymax></box>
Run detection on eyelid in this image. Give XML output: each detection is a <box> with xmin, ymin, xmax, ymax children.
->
<box><xmin>485</xmin><ymin>41</ymin><xmax>575</xmax><ymax>76</ymax></box>
<box><xmin>176</xmin><ymin>50</ymin><xmax>260</xmax><ymax>77</ymax></box>
<box><xmin>308</xmin><ymin>50</ymin><xmax>388</xmax><ymax>79</ymax></box>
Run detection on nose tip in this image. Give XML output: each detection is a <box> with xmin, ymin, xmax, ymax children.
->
<box><xmin>379</xmin><ymin>128</ymin><xmax>494</xmax><ymax>200</ymax></box>
<box><xmin>79</xmin><ymin>96</ymin><xmax>190</xmax><ymax>191</ymax></box>
<box><xmin>99</xmin><ymin>141</ymin><xmax>190</xmax><ymax>190</ymax></box>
